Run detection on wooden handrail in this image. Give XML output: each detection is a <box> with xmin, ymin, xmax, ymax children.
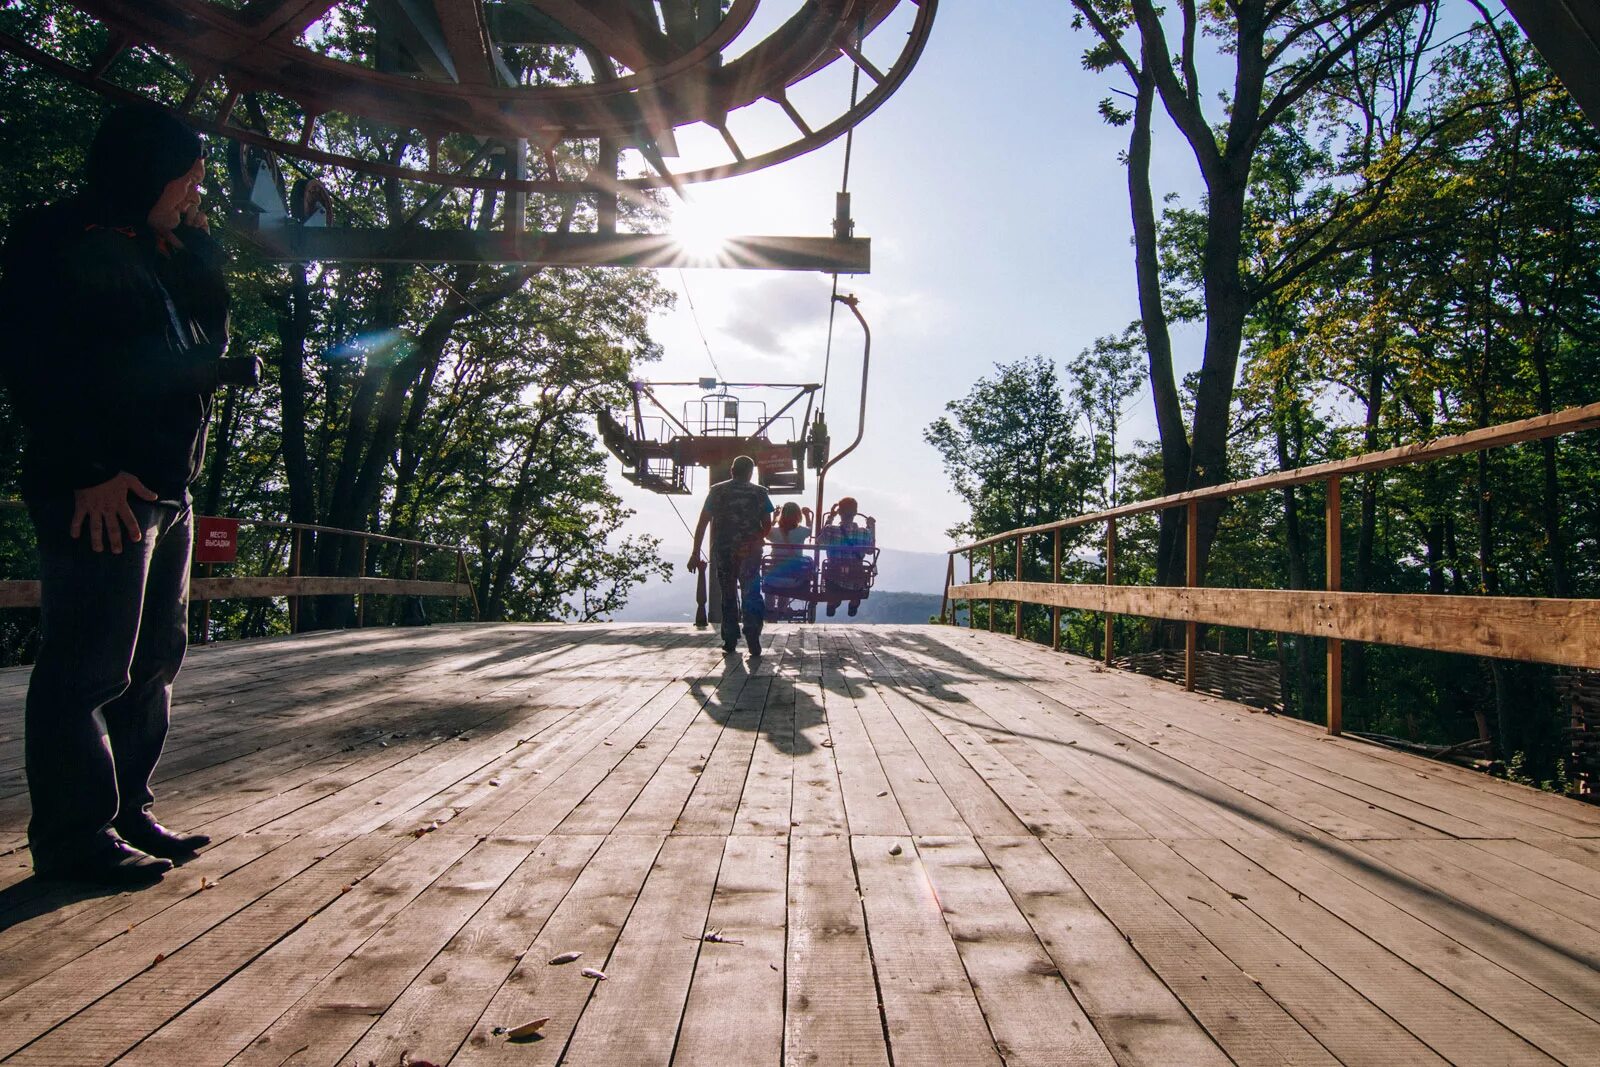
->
<box><xmin>0</xmin><ymin>500</ymin><xmax>472</xmax><ymax>554</ymax></box>
<box><xmin>944</xmin><ymin>401</ymin><xmax>1600</xmax><ymax>736</ymax></box>
<box><xmin>0</xmin><ymin>506</ymin><xmax>478</xmax><ymax>626</ymax></box>
<box><xmin>951</xmin><ymin>400</ymin><xmax>1600</xmax><ymax>552</ymax></box>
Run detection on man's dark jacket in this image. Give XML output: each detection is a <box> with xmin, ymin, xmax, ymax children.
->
<box><xmin>1</xmin><ymin>208</ymin><xmax>231</xmax><ymax>505</ymax></box>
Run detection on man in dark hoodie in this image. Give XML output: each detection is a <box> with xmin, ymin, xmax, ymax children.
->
<box><xmin>0</xmin><ymin>105</ymin><xmax>259</xmax><ymax>885</ymax></box>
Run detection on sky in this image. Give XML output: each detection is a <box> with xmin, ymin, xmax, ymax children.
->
<box><xmin>609</xmin><ymin>0</ymin><xmax>1220</xmax><ymax>559</ymax></box>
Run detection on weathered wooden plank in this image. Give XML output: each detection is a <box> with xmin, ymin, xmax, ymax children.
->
<box><xmin>1174</xmin><ymin>838</ymin><xmax>1560</xmax><ymax>1067</ymax></box>
<box><xmin>214</xmin><ymin>836</ymin><xmax>537</xmax><ymax>1064</ymax></box>
<box><xmin>731</xmin><ymin>673</ymin><xmax>797</xmax><ymax>835</ymax></box>
<box><xmin>1231</xmin><ymin>835</ymin><xmax>1600</xmax><ymax>1063</ymax></box>
<box><xmin>559</xmin><ymin>835</ymin><xmax>724</xmax><ymax>1065</ymax></box>
<box><xmin>0</xmin><ymin>831</ymin><xmax>295</xmax><ymax>998</ymax></box>
<box><xmin>851</xmin><ymin>834</ymin><xmax>1005</xmax><ymax>1065</ymax></box>
<box><xmin>846</xmin><ymin>679</ymin><xmax>969</xmax><ymax>836</ymax></box>
<box><xmin>674</xmin><ymin>671</ymin><xmax>772</xmax><ymax>835</ymax></box>
<box><xmin>950</xmin><ymin>580</ymin><xmax>1600</xmax><ymax>671</ymax></box>
<box><xmin>917</xmin><ymin>835</ymin><xmax>1117</xmax><ymax>1066</ymax></box>
<box><xmin>340</xmin><ymin>834</ymin><xmax>604</xmax><ymax>1067</ymax></box>
<box><xmin>978</xmin><ymin>835</ymin><xmax>1232</xmax><ymax>1067</ymax></box>
<box><xmin>670</xmin><ymin>835</ymin><xmax>789</xmax><ymax>1066</ymax></box>
<box><xmin>790</xmin><ymin>672</ymin><xmax>848</xmax><ymax>836</ymax></box>
<box><xmin>1110</xmin><ymin>838</ymin><xmax>1450</xmax><ymax>1067</ymax></box>
<box><xmin>1041</xmin><ymin>837</ymin><xmax>1339</xmax><ymax>1066</ymax></box>
<box><xmin>785</xmin><ymin>834</ymin><xmax>891</xmax><ymax>1067</ymax></box>
<box><xmin>449</xmin><ymin>833</ymin><xmax>666</xmax><ymax>1065</ymax></box>
<box><xmin>2</xmin><ymin>833</ymin><xmax>406</xmax><ymax>1064</ymax></box>
<box><xmin>814</xmin><ymin>663</ymin><xmax>909</xmax><ymax>836</ymax></box>
<box><xmin>118</xmin><ymin>830</ymin><xmax>481</xmax><ymax>1065</ymax></box>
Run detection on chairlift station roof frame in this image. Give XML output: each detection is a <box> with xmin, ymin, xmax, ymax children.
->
<box><xmin>0</xmin><ymin>1</ymin><xmax>939</xmax><ymax>272</ymax></box>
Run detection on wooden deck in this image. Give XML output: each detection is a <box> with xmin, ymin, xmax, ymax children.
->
<box><xmin>0</xmin><ymin>624</ymin><xmax>1597</xmax><ymax>1066</ymax></box>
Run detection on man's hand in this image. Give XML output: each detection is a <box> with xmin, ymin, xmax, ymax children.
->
<box><xmin>181</xmin><ymin>201</ymin><xmax>209</xmax><ymax>234</ymax></box>
<box><xmin>688</xmin><ymin>550</ymin><xmax>704</xmax><ymax>574</ymax></box>
<box><xmin>216</xmin><ymin>355</ymin><xmax>261</xmax><ymax>388</ymax></box>
<box><xmin>71</xmin><ymin>472</ymin><xmax>158</xmax><ymax>554</ymax></box>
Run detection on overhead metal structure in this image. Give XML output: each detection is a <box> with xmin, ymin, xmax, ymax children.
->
<box><xmin>598</xmin><ymin>380</ymin><xmax>823</xmax><ymax>496</ymax></box>
<box><xmin>1503</xmin><ymin>1</ymin><xmax>1600</xmax><ymax>126</ymax></box>
<box><xmin>0</xmin><ymin>1</ymin><xmax>937</xmax><ymax>270</ymax></box>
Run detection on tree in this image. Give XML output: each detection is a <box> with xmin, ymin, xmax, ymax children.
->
<box><xmin>1069</xmin><ymin>0</ymin><xmax>1436</xmax><ymax>585</ymax></box>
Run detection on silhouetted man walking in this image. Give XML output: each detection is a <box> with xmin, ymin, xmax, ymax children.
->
<box><xmin>689</xmin><ymin>455</ymin><xmax>774</xmax><ymax>657</ymax></box>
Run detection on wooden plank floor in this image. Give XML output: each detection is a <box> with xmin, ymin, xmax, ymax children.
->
<box><xmin>0</xmin><ymin>623</ymin><xmax>1597</xmax><ymax>1066</ymax></box>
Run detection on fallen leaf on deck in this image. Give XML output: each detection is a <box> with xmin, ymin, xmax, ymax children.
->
<box><xmin>1229</xmin><ymin>892</ymin><xmax>1249</xmax><ymax>901</ymax></box>
<box><xmin>413</xmin><ymin>821</ymin><xmax>440</xmax><ymax>838</ymax></box>
<box><xmin>548</xmin><ymin>951</ymin><xmax>582</xmax><ymax>965</ymax></box>
<box><xmin>876</xmin><ymin>790</ymin><xmax>888</xmax><ymax>797</ymax></box>
<box><xmin>685</xmin><ymin>927</ymin><xmax>743</xmax><ymax>944</ymax></box>
<box><xmin>888</xmin><ymin>843</ymin><xmax>903</xmax><ymax>856</ymax></box>
<box><xmin>198</xmin><ymin>876</ymin><xmax>218</xmax><ymax>891</ymax></box>
<box><xmin>821</xmin><ymin>739</ymin><xmax>833</xmax><ymax>748</ymax></box>
<box><xmin>501</xmin><ymin>1017</ymin><xmax>550</xmax><ymax>1041</ymax></box>
<box><xmin>489</xmin><ymin>778</ymin><xmax>502</xmax><ymax>787</ymax></box>
<box><xmin>580</xmin><ymin>967</ymin><xmax>608</xmax><ymax>981</ymax></box>
<box><xmin>153</xmin><ymin>953</ymin><xmax>166</xmax><ymax>964</ymax></box>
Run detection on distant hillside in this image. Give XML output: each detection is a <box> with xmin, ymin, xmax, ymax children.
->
<box><xmin>608</xmin><ymin>545</ymin><xmax>951</xmax><ymax>624</ymax></box>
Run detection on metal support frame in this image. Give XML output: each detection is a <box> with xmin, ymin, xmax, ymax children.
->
<box><xmin>1326</xmin><ymin>476</ymin><xmax>1343</xmax><ymax>735</ymax></box>
<box><xmin>1051</xmin><ymin>529</ymin><xmax>1061</xmax><ymax>651</ymax></box>
<box><xmin>1185</xmin><ymin>501</ymin><xmax>1198</xmax><ymax>692</ymax></box>
<box><xmin>1013</xmin><ymin>535</ymin><xmax>1024</xmax><ymax>639</ymax></box>
<box><xmin>242</xmin><ymin>225</ymin><xmax>871</xmax><ymax>272</ymax></box>
<box><xmin>1104</xmin><ymin>519</ymin><xmax>1115</xmax><ymax>666</ymax></box>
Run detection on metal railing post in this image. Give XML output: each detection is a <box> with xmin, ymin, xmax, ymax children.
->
<box><xmin>288</xmin><ymin>527</ymin><xmax>302</xmax><ymax>633</ymax></box>
<box><xmin>1326</xmin><ymin>477</ymin><xmax>1343</xmax><ymax>735</ymax></box>
<box><xmin>453</xmin><ymin>551</ymin><xmax>463</xmax><ymax>622</ymax></box>
<box><xmin>1051</xmin><ymin>529</ymin><xmax>1061</xmax><ymax>651</ymax></box>
<box><xmin>1185</xmin><ymin>501</ymin><xmax>1198</xmax><ymax>692</ymax></box>
<box><xmin>356</xmin><ymin>536</ymin><xmax>368</xmax><ymax>627</ymax></box>
<box><xmin>988</xmin><ymin>543</ymin><xmax>996</xmax><ymax>632</ymax></box>
<box><xmin>1013</xmin><ymin>535</ymin><xmax>1024</xmax><ymax>639</ymax></box>
<box><xmin>966</xmin><ymin>549</ymin><xmax>974</xmax><ymax>628</ymax></box>
<box><xmin>1105</xmin><ymin>518</ymin><xmax>1116</xmax><ymax>667</ymax></box>
<box><xmin>462</xmin><ymin>549</ymin><xmax>482</xmax><ymax>620</ymax></box>
<box><xmin>200</xmin><ymin>562</ymin><xmax>213</xmax><ymax>642</ymax></box>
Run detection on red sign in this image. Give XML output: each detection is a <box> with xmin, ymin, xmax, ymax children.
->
<box><xmin>194</xmin><ymin>516</ymin><xmax>240</xmax><ymax>564</ymax></box>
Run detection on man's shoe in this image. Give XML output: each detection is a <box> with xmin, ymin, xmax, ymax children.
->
<box><xmin>722</xmin><ymin>642</ymin><xmax>738</xmax><ymax>654</ymax></box>
<box><xmin>747</xmin><ymin>638</ymin><xmax>762</xmax><ymax>658</ymax></box>
<box><xmin>36</xmin><ymin>840</ymin><xmax>172</xmax><ymax>886</ymax></box>
<box><xmin>115</xmin><ymin>820</ymin><xmax>210</xmax><ymax>860</ymax></box>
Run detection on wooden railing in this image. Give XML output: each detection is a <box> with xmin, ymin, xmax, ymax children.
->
<box><xmin>0</xmin><ymin>505</ymin><xmax>479</xmax><ymax>630</ymax></box>
<box><xmin>942</xmin><ymin>401</ymin><xmax>1600</xmax><ymax>736</ymax></box>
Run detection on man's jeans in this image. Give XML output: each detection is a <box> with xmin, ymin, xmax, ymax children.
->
<box><xmin>25</xmin><ymin>497</ymin><xmax>190</xmax><ymax>866</ymax></box>
<box><xmin>715</xmin><ymin>546</ymin><xmax>764</xmax><ymax>650</ymax></box>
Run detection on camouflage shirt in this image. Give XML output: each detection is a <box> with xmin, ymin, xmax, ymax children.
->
<box><xmin>703</xmin><ymin>477</ymin><xmax>775</xmax><ymax>555</ymax></box>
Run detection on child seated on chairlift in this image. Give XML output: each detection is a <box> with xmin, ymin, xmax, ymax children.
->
<box><xmin>820</xmin><ymin>496</ymin><xmax>874</xmax><ymax>617</ymax></box>
<box><xmin>767</xmin><ymin>502</ymin><xmax>814</xmax><ymax>590</ymax></box>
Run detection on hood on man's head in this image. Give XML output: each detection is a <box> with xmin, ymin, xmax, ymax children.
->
<box><xmin>85</xmin><ymin>105</ymin><xmax>203</xmax><ymax>226</ymax></box>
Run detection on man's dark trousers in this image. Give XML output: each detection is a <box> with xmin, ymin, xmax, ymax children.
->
<box><xmin>714</xmin><ymin>545</ymin><xmax>764</xmax><ymax>650</ymax></box>
<box><xmin>25</xmin><ymin>497</ymin><xmax>191</xmax><ymax>866</ymax></box>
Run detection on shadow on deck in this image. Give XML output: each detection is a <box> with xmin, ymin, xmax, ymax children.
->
<box><xmin>0</xmin><ymin>623</ymin><xmax>1596</xmax><ymax>1066</ymax></box>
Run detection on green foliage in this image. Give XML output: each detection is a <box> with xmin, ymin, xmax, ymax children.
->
<box><xmin>942</xmin><ymin>9</ymin><xmax>1600</xmax><ymax>792</ymax></box>
<box><xmin>0</xmin><ymin>6</ymin><xmax>674</xmax><ymax>661</ymax></box>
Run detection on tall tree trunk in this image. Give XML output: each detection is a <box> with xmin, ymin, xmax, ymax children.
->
<box><xmin>1126</xmin><ymin>72</ymin><xmax>1190</xmax><ymax>588</ymax></box>
<box><xmin>275</xmin><ymin>264</ymin><xmax>318</xmax><ymax>628</ymax></box>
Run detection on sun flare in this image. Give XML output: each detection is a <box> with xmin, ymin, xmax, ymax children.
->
<box><xmin>669</xmin><ymin>198</ymin><xmax>731</xmax><ymax>261</ymax></box>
